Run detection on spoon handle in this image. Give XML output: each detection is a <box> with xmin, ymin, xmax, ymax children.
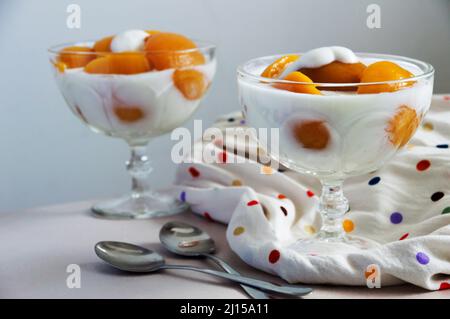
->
<box><xmin>161</xmin><ymin>264</ymin><xmax>312</xmax><ymax>297</ymax></box>
<box><xmin>203</xmin><ymin>254</ymin><xmax>269</xmax><ymax>299</ymax></box>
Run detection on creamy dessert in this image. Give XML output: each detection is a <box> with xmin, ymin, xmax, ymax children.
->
<box><xmin>49</xmin><ymin>30</ymin><xmax>216</xmax><ymax>219</ymax></box>
<box><xmin>238</xmin><ymin>47</ymin><xmax>433</xmax><ymax>178</ymax></box>
<box><xmin>51</xmin><ymin>30</ymin><xmax>216</xmax><ymax>145</ymax></box>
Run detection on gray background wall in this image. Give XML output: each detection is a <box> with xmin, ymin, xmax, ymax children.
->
<box><xmin>0</xmin><ymin>0</ymin><xmax>449</xmax><ymax>211</ymax></box>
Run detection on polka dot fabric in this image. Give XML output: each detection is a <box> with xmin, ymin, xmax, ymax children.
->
<box><xmin>174</xmin><ymin>95</ymin><xmax>450</xmax><ymax>290</ymax></box>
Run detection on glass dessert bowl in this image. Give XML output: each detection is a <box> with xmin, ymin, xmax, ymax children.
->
<box><xmin>238</xmin><ymin>46</ymin><xmax>434</xmax><ymax>249</ymax></box>
<box><xmin>49</xmin><ymin>30</ymin><xmax>216</xmax><ymax>219</ymax></box>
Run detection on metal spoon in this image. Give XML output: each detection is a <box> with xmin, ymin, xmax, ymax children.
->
<box><xmin>159</xmin><ymin>221</ymin><xmax>269</xmax><ymax>299</ymax></box>
<box><xmin>95</xmin><ymin>241</ymin><xmax>312</xmax><ymax>297</ymax></box>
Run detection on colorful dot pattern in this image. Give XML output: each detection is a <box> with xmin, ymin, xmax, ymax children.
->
<box><xmin>416</xmin><ymin>252</ymin><xmax>430</xmax><ymax>265</ymax></box>
<box><xmin>368</xmin><ymin>176</ymin><xmax>381</xmax><ymax>186</ymax></box>
<box><xmin>268</xmin><ymin>250</ymin><xmax>281</xmax><ymax>264</ymax></box>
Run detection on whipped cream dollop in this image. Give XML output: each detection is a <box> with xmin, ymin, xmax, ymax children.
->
<box><xmin>110</xmin><ymin>29</ymin><xmax>149</xmax><ymax>52</ymax></box>
<box><xmin>279</xmin><ymin>46</ymin><xmax>359</xmax><ymax>79</ymax></box>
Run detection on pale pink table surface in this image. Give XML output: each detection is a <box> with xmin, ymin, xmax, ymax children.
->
<box><xmin>1</xmin><ymin>199</ymin><xmax>448</xmax><ymax>299</ymax></box>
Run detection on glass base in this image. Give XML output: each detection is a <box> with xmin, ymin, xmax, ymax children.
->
<box><xmin>91</xmin><ymin>190</ymin><xmax>189</xmax><ymax>219</ymax></box>
<box><xmin>290</xmin><ymin>232</ymin><xmax>379</xmax><ymax>254</ymax></box>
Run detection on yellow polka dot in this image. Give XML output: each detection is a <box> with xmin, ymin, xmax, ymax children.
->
<box><xmin>422</xmin><ymin>122</ymin><xmax>434</xmax><ymax>131</ymax></box>
<box><xmin>343</xmin><ymin>219</ymin><xmax>354</xmax><ymax>233</ymax></box>
<box><xmin>261</xmin><ymin>165</ymin><xmax>274</xmax><ymax>175</ymax></box>
<box><xmin>233</xmin><ymin>226</ymin><xmax>245</xmax><ymax>236</ymax></box>
<box><xmin>231</xmin><ymin>179</ymin><xmax>243</xmax><ymax>186</ymax></box>
<box><xmin>304</xmin><ymin>225</ymin><xmax>316</xmax><ymax>235</ymax></box>
<box><xmin>406</xmin><ymin>143</ymin><xmax>415</xmax><ymax>150</ymax></box>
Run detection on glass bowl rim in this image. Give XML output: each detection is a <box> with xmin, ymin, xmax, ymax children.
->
<box><xmin>237</xmin><ymin>52</ymin><xmax>434</xmax><ymax>87</ymax></box>
<box><xmin>48</xmin><ymin>39</ymin><xmax>216</xmax><ymax>55</ymax></box>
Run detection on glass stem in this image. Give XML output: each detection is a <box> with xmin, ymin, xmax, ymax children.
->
<box><xmin>317</xmin><ymin>180</ymin><xmax>348</xmax><ymax>240</ymax></box>
<box><xmin>127</xmin><ymin>145</ymin><xmax>152</xmax><ymax>198</ymax></box>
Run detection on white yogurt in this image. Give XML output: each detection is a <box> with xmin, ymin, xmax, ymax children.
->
<box><xmin>239</xmin><ymin>56</ymin><xmax>433</xmax><ymax>179</ymax></box>
<box><xmin>55</xmin><ymin>60</ymin><xmax>216</xmax><ymax>144</ymax></box>
<box><xmin>110</xmin><ymin>29</ymin><xmax>149</xmax><ymax>52</ymax></box>
<box><xmin>279</xmin><ymin>46</ymin><xmax>360</xmax><ymax>79</ymax></box>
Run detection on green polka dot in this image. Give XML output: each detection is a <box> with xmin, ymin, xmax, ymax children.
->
<box><xmin>442</xmin><ymin>207</ymin><xmax>450</xmax><ymax>215</ymax></box>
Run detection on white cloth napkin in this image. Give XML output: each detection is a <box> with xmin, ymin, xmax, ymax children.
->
<box><xmin>174</xmin><ymin>94</ymin><xmax>450</xmax><ymax>290</ymax></box>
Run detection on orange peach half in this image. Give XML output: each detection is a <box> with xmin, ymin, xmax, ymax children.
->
<box><xmin>84</xmin><ymin>52</ymin><xmax>151</xmax><ymax>75</ymax></box>
<box><xmin>144</xmin><ymin>32</ymin><xmax>205</xmax><ymax>70</ymax></box>
<box><xmin>273</xmin><ymin>71</ymin><xmax>322</xmax><ymax>95</ymax></box>
<box><xmin>58</xmin><ymin>46</ymin><xmax>96</xmax><ymax>69</ymax></box>
<box><xmin>173</xmin><ymin>69</ymin><xmax>208</xmax><ymax>100</ymax></box>
<box><xmin>357</xmin><ymin>61</ymin><xmax>415</xmax><ymax>94</ymax></box>
<box><xmin>261</xmin><ymin>54</ymin><xmax>299</xmax><ymax>79</ymax></box>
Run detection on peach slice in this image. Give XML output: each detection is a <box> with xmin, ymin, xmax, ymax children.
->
<box><xmin>59</xmin><ymin>46</ymin><xmax>96</xmax><ymax>69</ymax></box>
<box><xmin>292</xmin><ymin>120</ymin><xmax>330</xmax><ymax>150</ymax></box>
<box><xmin>93</xmin><ymin>36</ymin><xmax>114</xmax><ymax>52</ymax></box>
<box><xmin>145</xmin><ymin>30</ymin><xmax>161</xmax><ymax>35</ymax></box>
<box><xmin>274</xmin><ymin>71</ymin><xmax>322</xmax><ymax>95</ymax></box>
<box><xmin>113</xmin><ymin>105</ymin><xmax>145</xmax><ymax>123</ymax></box>
<box><xmin>144</xmin><ymin>32</ymin><xmax>205</xmax><ymax>70</ymax></box>
<box><xmin>386</xmin><ymin>105</ymin><xmax>419</xmax><ymax>147</ymax></box>
<box><xmin>173</xmin><ymin>69</ymin><xmax>207</xmax><ymax>100</ymax></box>
<box><xmin>299</xmin><ymin>61</ymin><xmax>366</xmax><ymax>91</ymax></box>
<box><xmin>357</xmin><ymin>61</ymin><xmax>415</xmax><ymax>94</ymax></box>
<box><xmin>261</xmin><ymin>54</ymin><xmax>299</xmax><ymax>78</ymax></box>
<box><xmin>84</xmin><ymin>52</ymin><xmax>151</xmax><ymax>75</ymax></box>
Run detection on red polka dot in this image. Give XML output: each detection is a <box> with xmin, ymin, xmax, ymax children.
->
<box><xmin>188</xmin><ymin>166</ymin><xmax>200</xmax><ymax>177</ymax></box>
<box><xmin>218</xmin><ymin>151</ymin><xmax>227</xmax><ymax>164</ymax></box>
<box><xmin>247</xmin><ymin>200</ymin><xmax>259</xmax><ymax>206</ymax></box>
<box><xmin>416</xmin><ymin>160</ymin><xmax>431</xmax><ymax>171</ymax></box>
<box><xmin>439</xmin><ymin>282</ymin><xmax>450</xmax><ymax>290</ymax></box>
<box><xmin>203</xmin><ymin>212</ymin><xmax>213</xmax><ymax>221</ymax></box>
<box><xmin>268</xmin><ymin>249</ymin><xmax>280</xmax><ymax>264</ymax></box>
<box><xmin>306</xmin><ymin>190</ymin><xmax>315</xmax><ymax>197</ymax></box>
<box><xmin>399</xmin><ymin>233</ymin><xmax>409</xmax><ymax>240</ymax></box>
<box><xmin>277</xmin><ymin>194</ymin><xmax>287</xmax><ymax>199</ymax></box>
<box><xmin>444</xmin><ymin>96</ymin><xmax>450</xmax><ymax>101</ymax></box>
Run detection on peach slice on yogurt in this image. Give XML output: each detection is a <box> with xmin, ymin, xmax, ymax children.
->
<box><xmin>93</xmin><ymin>36</ymin><xmax>114</xmax><ymax>52</ymax></box>
<box><xmin>144</xmin><ymin>32</ymin><xmax>205</xmax><ymax>70</ymax></box>
<box><xmin>84</xmin><ymin>52</ymin><xmax>151</xmax><ymax>75</ymax></box>
<box><xmin>274</xmin><ymin>71</ymin><xmax>322</xmax><ymax>95</ymax></box>
<box><xmin>357</xmin><ymin>61</ymin><xmax>415</xmax><ymax>94</ymax></box>
<box><xmin>386</xmin><ymin>105</ymin><xmax>420</xmax><ymax>148</ymax></box>
<box><xmin>261</xmin><ymin>54</ymin><xmax>299</xmax><ymax>79</ymax></box>
<box><xmin>292</xmin><ymin>120</ymin><xmax>330</xmax><ymax>150</ymax></box>
<box><xmin>299</xmin><ymin>61</ymin><xmax>366</xmax><ymax>91</ymax></box>
<box><xmin>113</xmin><ymin>105</ymin><xmax>146</xmax><ymax>123</ymax></box>
<box><xmin>58</xmin><ymin>46</ymin><xmax>96</xmax><ymax>69</ymax></box>
<box><xmin>173</xmin><ymin>69</ymin><xmax>208</xmax><ymax>100</ymax></box>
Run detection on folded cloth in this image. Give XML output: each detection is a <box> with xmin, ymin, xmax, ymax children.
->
<box><xmin>174</xmin><ymin>94</ymin><xmax>450</xmax><ymax>290</ymax></box>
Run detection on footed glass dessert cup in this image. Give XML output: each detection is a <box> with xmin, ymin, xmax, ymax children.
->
<box><xmin>49</xmin><ymin>38</ymin><xmax>216</xmax><ymax>219</ymax></box>
<box><xmin>238</xmin><ymin>52</ymin><xmax>434</xmax><ymax>248</ymax></box>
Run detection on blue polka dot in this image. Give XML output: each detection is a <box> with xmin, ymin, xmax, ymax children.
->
<box><xmin>390</xmin><ymin>212</ymin><xmax>403</xmax><ymax>224</ymax></box>
<box><xmin>416</xmin><ymin>252</ymin><xmax>430</xmax><ymax>265</ymax></box>
<box><xmin>368</xmin><ymin>176</ymin><xmax>381</xmax><ymax>186</ymax></box>
<box><xmin>180</xmin><ymin>191</ymin><xmax>186</xmax><ymax>202</ymax></box>
<box><xmin>436</xmin><ymin>144</ymin><xmax>449</xmax><ymax>149</ymax></box>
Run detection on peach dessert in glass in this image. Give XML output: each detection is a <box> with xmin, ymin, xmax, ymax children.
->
<box><xmin>238</xmin><ymin>46</ymin><xmax>433</xmax><ymax>248</ymax></box>
<box><xmin>49</xmin><ymin>29</ymin><xmax>216</xmax><ymax>219</ymax></box>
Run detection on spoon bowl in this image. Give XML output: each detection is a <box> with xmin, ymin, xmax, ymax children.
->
<box><xmin>159</xmin><ymin>221</ymin><xmax>215</xmax><ymax>256</ymax></box>
<box><xmin>95</xmin><ymin>241</ymin><xmax>165</xmax><ymax>272</ymax></box>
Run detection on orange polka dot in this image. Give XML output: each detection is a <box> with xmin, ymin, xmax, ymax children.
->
<box><xmin>231</xmin><ymin>179</ymin><xmax>243</xmax><ymax>186</ymax></box>
<box><xmin>277</xmin><ymin>194</ymin><xmax>287</xmax><ymax>199</ymax></box>
<box><xmin>233</xmin><ymin>226</ymin><xmax>245</xmax><ymax>236</ymax></box>
<box><xmin>343</xmin><ymin>219</ymin><xmax>354</xmax><ymax>233</ymax></box>
<box><xmin>304</xmin><ymin>225</ymin><xmax>316</xmax><ymax>234</ymax></box>
<box><xmin>261</xmin><ymin>165</ymin><xmax>274</xmax><ymax>175</ymax></box>
<box><xmin>423</xmin><ymin>122</ymin><xmax>434</xmax><ymax>131</ymax></box>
